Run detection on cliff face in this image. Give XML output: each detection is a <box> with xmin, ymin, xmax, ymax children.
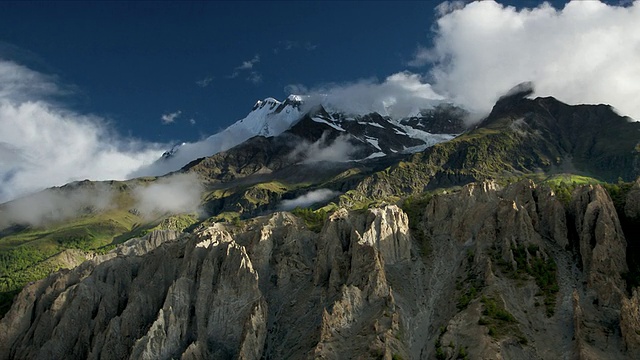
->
<box><xmin>1</xmin><ymin>181</ymin><xmax>638</xmax><ymax>359</ymax></box>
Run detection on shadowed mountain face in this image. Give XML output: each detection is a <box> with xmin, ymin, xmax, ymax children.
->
<box><xmin>1</xmin><ymin>94</ymin><xmax>640</xmax><ymax>359</ymax></box>
<box><xmin>481</xmin><ymin>94</ymin><xmax>640</xmax><ymax>182</ymax></box>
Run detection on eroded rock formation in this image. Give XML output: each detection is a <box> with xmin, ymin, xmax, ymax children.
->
<box><xmin>1</xmin><ymin>181</ymin><xmax>638</xmax><ymax>359</ymax></box>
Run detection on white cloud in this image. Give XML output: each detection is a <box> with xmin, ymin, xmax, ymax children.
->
<box><xmin>230</xmin><ymin>55</ymin><xmax>262</xmax><ymax>84</ymax></box>
<box><xmin>422</xmin><ymin>0</ymin><xmax>640</xmax><ymax>120</ymax></box>
<box><xmin>288</xmin><ymin>133</ymin><xmax>359</xmax><ymax>164</ymax></box>
<box><xmin>196</xmin><ymin>76</ymin><xmax>213</xmax><ymax>87</ymax></box>
<box><xmin>279</xmin><ymin>188</ymin><xmax>339</xmax><ymax>211</ymax></box>
<box><xmin>133</xmin><ymin>173</ymin><xmax>203</xmax><ymax>218</ymax></box>
<box><xmin>236</xmin><ymin>54</ymin><xmax>260</xmax><ymax>70</ymax></box>
<box><xmin>161</xmin><ymin>110</ymin><xmax>181</xmax><ymax>124</ymax></box>
<box><xmin>189</xmin><ymin>118</ymin><xmax>196</xmax><ymax>125</ymax></box>
<box><xmin>0</xmin><ymin>59</ymin><xmax>165</xmax><ymax>203</ymax></box>
<box><xmin>291</xmin><ymin>72</ymin><xmax>445</xmax><ymax>119</ymax></box>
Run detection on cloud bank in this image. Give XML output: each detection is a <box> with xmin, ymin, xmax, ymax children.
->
<box><xmin>0</xmin><ymin>59</ymin><xmax>165</xmax><ymax>203</ymax></box>
<box><xmin>424</xmin><ymin>0</ymin><xmax>640</xmax><ymax>119</ymax></box>
<box><xmin>0</xmin><ymin>173</ymin><xmax>204</xmax><ymax>228</ymax></box>
<box><xmin>279</xmin><ymin>188</ymin><xmax>339</xmax><ymax>211</ymax></box>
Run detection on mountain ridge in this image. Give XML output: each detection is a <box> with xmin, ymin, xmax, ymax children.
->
<box><xmin>140</xmin><ymin>95</ymin><xmax>465</xmax><ymax>177</ymax></box>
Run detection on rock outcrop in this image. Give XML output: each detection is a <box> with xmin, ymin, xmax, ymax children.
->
<box><xmin>1</xmin><ymin>181</ymin><xmax>638</xmax><ymax>359</ymax></box>
<box><xmin>625</xmin><ymin>178</ymin><xmax>640</xmax><ymax>220</ymax></box>
<box><xmin>572</xmin><ymin>185</ymin><xmax>628</xmax><ymax>308</ymax></box>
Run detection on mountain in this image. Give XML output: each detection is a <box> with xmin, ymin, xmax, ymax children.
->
<box><xmin>1</xmin><ymin>91</ymin><xmax>640</xmax><ymax>359</ymax></box>
<box><xmin>135</xmin><ymin>95</ymin><xmax>466</xmax><ymax>176</ymax></box>
<box><xmin>134</xmin><ymin>95</ymin><xmax>305</xmax><ymax>176</ymax></box>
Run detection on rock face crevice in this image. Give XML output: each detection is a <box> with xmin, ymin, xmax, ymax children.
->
<box><xmin>1</xmin><ymin>181</ymin><xmax>639</xmax><ymax>359</ymax></box>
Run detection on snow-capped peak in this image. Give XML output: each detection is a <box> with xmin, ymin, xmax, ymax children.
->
<box><xmin>134</xmin><ymin>96</ymin><xmax>307</xmax><ymax>176</ymax></box>
<box><xmin>287</xmin><ymin>94</ymin><xmax>304</xmax><ymax>102</ymax></box>
<box><xmin>134</xmin><ymin>94</ymin><xmax>465</xmax><ymax>177</ymax></box>
<box><xmin>252</xmin><ymin>97</ymin><xmax>281</xmax><ymax>111</ymax></box>
<box><xmin>239</xmin><ymin>96</ymin><xmax>303</xmax><ymax>136</ymax></box>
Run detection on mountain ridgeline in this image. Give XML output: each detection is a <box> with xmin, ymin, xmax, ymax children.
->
<box><xmin>1</xmin><ymin>92</ymin><xmax>640</xmax><ymax>359</ymax></box>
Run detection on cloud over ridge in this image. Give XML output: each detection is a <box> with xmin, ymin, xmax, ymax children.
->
<box><xmin>425</xmin><ymin>0</ymin><xmax>640</xmax><ymax>119</ymax></box>
<box><xmin>288</xmin><ymin>72</ymin><xmax>445</xmax><ymax>119</ymax></box>
<box><xmin>0</xmin><ymin>59</ymin><xmax>165</xmax><ymax>203</ymax></box>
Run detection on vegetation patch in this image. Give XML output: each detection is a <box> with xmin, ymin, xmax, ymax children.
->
<box><xmin>148</xmin><ymin>214</ymin><xmax>199</xmax><ymax>233</ymax></box>
<box><xmin>543</xmin><ymin>174</ymin><xmax>600</xmax><ymax>207</ymax></box>
<box><xmin>477</xmin><ymin>296</ymin><xmax>527</xmax><ymax>344</ymax></box>
<box><xmin>434</xmin><ymin>326</ymin><xmax>447</xmax><ymax>360</ymax></box>
<box><xmin>495</xmin><ymin>244</ymin><xmax>559</xmax><ymax>317</ymax></box>
<box><xmin>401</xmin><ymin>193</ymin><xmax>433</xmax><ymax>257</ymax></box>
<box><xmin>456</xmin><ymin>251</ymin><xmax>483</xmax><ymax>310</ymax></box>
<box><xmin>291</xmin><ymin>207</ymin><xmax>329</xmax><ymax>233</ymax></box>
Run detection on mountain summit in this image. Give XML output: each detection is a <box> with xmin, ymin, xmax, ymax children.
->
<box><xmin>134</xmin><ymin>95</ymin><xmax>466</xmax><ymax>177</ymax></box>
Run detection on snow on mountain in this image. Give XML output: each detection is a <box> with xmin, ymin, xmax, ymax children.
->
<box><xmin>131</xmin><ymin>96</ymin><xmax>303</xmax><ymax>177</ymax></box>
<box><xmin>132</xmin><ymin>94</ymin><xmax>466</xmax><ymax>177</ymax></box>
<box><xmin>232</xmin><ymin>95</ymin><xmax>303</xmax><ymax>137</ymax></box>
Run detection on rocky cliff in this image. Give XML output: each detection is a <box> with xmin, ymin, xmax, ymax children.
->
<box><xmin>1</xmin><ymin>180</ymin><xmax>638</xmax><ymax>359</ymax></box>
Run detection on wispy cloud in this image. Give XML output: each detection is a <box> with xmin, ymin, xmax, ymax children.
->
<box><xmin>407</xmin><ymin>46</ymin><xmax>431</xmax><ymax>67</ymax></box>
<box><xmin>236</xmin><ymin>54</ymin><xmax>260</xmax><ymax>70</ymax></box>
<box><xmin>0</xmin><ymin>60</ymin><xmax>62</xmax><ymax>102</ymax></box>
<box><xmin>133</xmin><ymin>173</ymin><xmax>203</xmax><ymax>218</ymax></box>
<box><xmin>196</xmin><ymin>76</ymin><xmax>213</xmax><ymax>88</ymax></box>
<box><xmin>246</xmin><ymin>71</ymin><xmax>262</xmax><ymax>85</ymax></box>
<box><xmin>0</xmin><ymin>182</ymin><xmax>116</xmax><ymax>228</ymax></box>
<box><xmin>287</xmin><ymin>72</ymin><xmax>444</xmax><ymax>119</ymax></box>
<box><xmin>288</xmin><ymin>133</ymin><xmax>359</xmax><ymax>164</ymax></box>
<box><xmin>161</xmin><ymin>110</ymin><xmax>181</xmax><ymax>124</ymax></box>
<box><xmin>228</xmin><ymin>54</ymin><xmax>262</xmax><ymax>83</ymax></box>
<box><xmin>189</xmin><ymin>118</ymin><xmax>196</xmax><ymax>125</ymax></box>
<box><xmin>274</xmin><ymin>40</ymin><xmax>318</xmax><ymax>54</ymax></box>
<box><xmin>0</xmin><ymin>173</ymin><xmax>204</xmax><ymax>228</ymax></box>
<box><xmin>283</xmin><ymin>41</ymin><xmax>296</xmax><ymax>51</ymax></box>
<box><xmin>279</xmin><ymin>188</ymin><xmax>339</xmax><ymax>211</ymax></box>
<box><xmin>435</xmin><ymin>0</ymin><xmax>466</xmax><ymax>16</ymax></box>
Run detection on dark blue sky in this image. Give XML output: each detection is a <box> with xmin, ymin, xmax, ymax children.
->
<box><xmin>0</xmin><ymin>0</ymin><xmax>621</xmax><ymax>145</ymax></box>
